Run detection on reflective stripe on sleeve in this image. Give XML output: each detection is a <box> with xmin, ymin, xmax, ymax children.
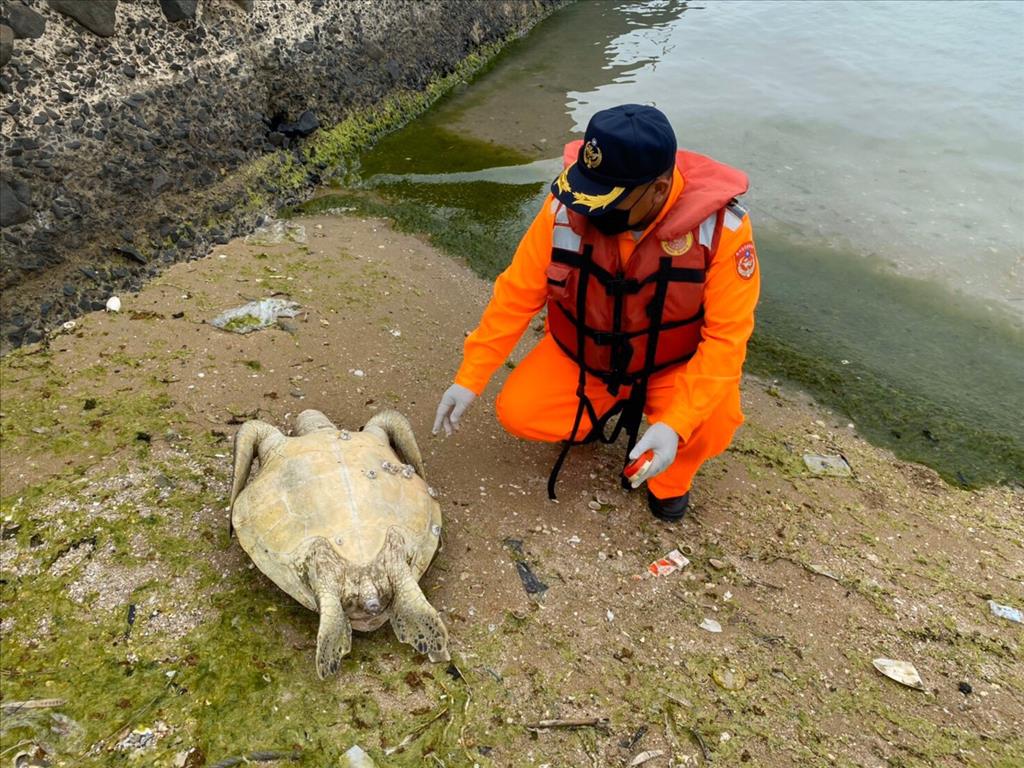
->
<box><xmin>698</xmin><ymin>213</ymin><xmax>717</xmax><ymax>248</ymax></box>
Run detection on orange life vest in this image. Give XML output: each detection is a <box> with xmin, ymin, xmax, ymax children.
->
<box><xmin>547</xmin><ymin>140</ymin><xmax>749</xmax><ymax>395</ymax></box>
<box><xmin>544</xmin><ymin>141</ymin><xmax>749</xmax><ymax>498</ymax></box>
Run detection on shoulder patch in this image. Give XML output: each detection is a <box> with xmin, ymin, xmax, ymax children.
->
<box><xmin>734</xmin><ymin>241</ymin><xmax>756</xmax><ymax>279</ymax></box>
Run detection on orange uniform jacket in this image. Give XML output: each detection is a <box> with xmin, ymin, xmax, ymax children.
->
<box><xmin>455</xmin><ymin>167</ymin><xmax>759</xmax><ymax>444</ymax></box>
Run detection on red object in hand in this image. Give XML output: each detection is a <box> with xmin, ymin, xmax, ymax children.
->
<box><xmin>624</xmin><ymin>449</ymin><xmax>655</xmax><ymax>485</ymax></box>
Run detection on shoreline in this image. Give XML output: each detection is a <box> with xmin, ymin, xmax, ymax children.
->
<box><xmin>1</xmin><ymin>209</ymin><xmax>1020</xmax><ymax>766</ymax></box>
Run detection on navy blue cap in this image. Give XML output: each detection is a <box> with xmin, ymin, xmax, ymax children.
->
<box><xmin>551</xmin><ymin>104</ymin><xmax>677</xmax><ymax>216</ymax></box>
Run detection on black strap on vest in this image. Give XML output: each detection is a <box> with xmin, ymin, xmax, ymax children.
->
<box><xmin>546</xmin><ymin>251</ymin><xmax>681</xmax><ymax>500</ymax></box>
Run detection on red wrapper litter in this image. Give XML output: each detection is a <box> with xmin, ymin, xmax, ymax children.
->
<box><xmin>646</xmin><ymin>549</ymin><xmax>690</xmax><ymax>577</ymax></box>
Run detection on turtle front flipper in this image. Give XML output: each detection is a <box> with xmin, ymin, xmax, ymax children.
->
<box><xmin>229</xmin><ymin>420</ymin><xmax>286</xmax><ymax>536</ymax></box>
<box><xmin>385</xmin><ymin>537</ymin><xmax>449</xmax><ymax>662</ymax></box>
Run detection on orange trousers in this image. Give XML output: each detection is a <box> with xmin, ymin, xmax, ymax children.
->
<box><xmin>495</xmin><ymin>334</ymin><xmax>743</xmax><ymax>498</ymax></box>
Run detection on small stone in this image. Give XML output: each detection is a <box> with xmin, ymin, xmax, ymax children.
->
<box><xmin>32</xmin><ymin>112</ymin><xmax>48</xmax><ymax>125</ymax></box>
<box><xmin>151</xmin><ymin>171</ymin><xmax>172</xmax><ymax>195</ymax></box>
<box><xmin>0</xmin><ymin>179</ymin><xmax>29</xmax><ymax>227</ymax></box>
<box><xmin>297</xmin><ymin>40</ymin><xmax>315</xmax><ymax>54</ymax></box>
<box><xmin>0</xmin><ymin>25</ymin><xmax>12</xmax><ymax>68</ymax></box>
<box><xmin>709</xmin><ymin>558</ymin><xmax>726</xmax><ymax>570</ymax></box>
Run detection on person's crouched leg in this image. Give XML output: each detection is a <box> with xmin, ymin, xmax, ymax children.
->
<box><xmin>645</xmin><ymin>387</ymin><xmax>744</xmax><ymax>521</ymax></box>
<box><xmin>496</xmin><ymin>334</ymin><xmax>614</xmax><ymax>442</ymax></box>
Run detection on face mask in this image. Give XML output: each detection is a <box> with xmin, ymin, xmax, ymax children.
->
<box><xmin>590</xmin><ymin>207</ymin><xmax>633</xmax><ymax>236</ymax></box>
<box><xmin>588</xmin><ymin>181</ymin><xmax>655</xmax><ymax>236</ymax></box>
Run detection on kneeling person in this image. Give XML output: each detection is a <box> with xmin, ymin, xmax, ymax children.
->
<box><xmin>433</xmin><ymin>104</ymin><xmax>760</xmax><ymax>522</ymax></box>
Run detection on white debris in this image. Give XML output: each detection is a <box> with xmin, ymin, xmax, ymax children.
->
<box><xmin>105</xmin><ymin>296</ymin><xmax>121</xmax><ymax>312</ymax></box>
<box><xmin>629</xmin><ymin>750</ymin><xmax>664</xmax><ymax>766</ymax></box>
<box><xmin>872</xmin><ymin>658</ymin><xmax>925</xmax><ymax>690</ymax></box>
<box><xmin>341</xmin><ymin>744</ymin><xmax>378</xmax><ymax>768</ymax></box>
<box><xmin>211</xmin><ymin>298</ymin><xmax>301</xmax><ymax>334</ymax></box>
<box><xmin>245</xmin><ymin>219</ymin><xmax>307</xmax><ymax>245</ymax></box>
<box><xmin>803</xmin><ymin>453</ymin><xmax>853</xmax><ymax>477</ymax></box>
<box><xmin>988</xmin><ymin>600</ymin><xmax>1023</xmax><ymax>624</ymax></box>
<box><xmin>699</xmin><ymin>618</ymin><xmax>722</xmax><ymax>633</ymax></box>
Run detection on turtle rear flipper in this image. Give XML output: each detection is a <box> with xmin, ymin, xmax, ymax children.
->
<box><xmin>386</xmin><ymin>540</ymin><xmax>449</xmax><ymax>661</ymax></box>
<box><xmin>306</xmin><ymin>540</ymin><xmax>353</xmax><ymax>678</ymax></box>
<box><xmin>315</xmin><ymin>589</ymin><xmax>352</xmax><ymax>679</ymax></box>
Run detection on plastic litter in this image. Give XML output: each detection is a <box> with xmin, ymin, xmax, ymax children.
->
<box><xmin>803</xmin><ymin>453</ymin><xmax>852</xmax><ymax>477</ymax></box>
<box><xmin>211</xmin><ymin>298</ymin><xmax>300</xmax><ymax>334</ymax></box>
<box><xmin>988</xmin><ymin>600</ymin><xmax>1023</xmax><ymax>624</ymax></box>
<box><xmin>645</xmin><ymin>549</ymin><xmax>690</xmax><ymax>577</ymax></box>
<box><xmin>341</xmin><ymin>744</ymin><xmax>377</xmax><ymax>768</ymax></box>
<box><xmin>105</xmin><ymin>296</ymin><xmax>121</xmax><ymax>312</ymax></box>
<box><xmin>712</xmin><ymin>666</ymin><xmax>747</xmax><ymax>691</ymax></box>
<box><xmin>503</xmin><ymin>538</ymin><xmax>548</xmax><ymax>602</ymax></box>
<box><xmin>624</xmin><ymin>449</ymin><xmax>655</xmax><ymax>488</ymax></box>
<box><xmin>245</xmin><ymin>219</ymin><xmax>307</xmax><ymax>245</ymax></box>
<box><xmin>872</xmin><ymin>658</ymin><xmax>924</xmax><ymax>690</ymax></box>
<box><xmin>629</xmin><ymin>750</ymin><xmax>664</xmax><ymax>766</ymax></box>
<box><xmin>699</xmin><ymin>618</ymin><xmax>722</xmax><ymax>633</ymax></box>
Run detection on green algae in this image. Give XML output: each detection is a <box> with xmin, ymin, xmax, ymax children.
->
<box><xmin>221</xmin><ymin>314</ymin><xmax>264</xmax><ymax>333</ymax></box>
<box><xmin>0</xmin><ymin>353</ymin><xmax>177</xmax><ymax>474</ymax></box>
<box><xmin>0</xmin><ymin>454</ymin><xmax>498</xmax><ymax>766</ymax></box>
<box><xmin>747</xmin><ymin>231</ymin><xmax>1024</xmax><ymax>488</ymax></box>
<box><xmin>359</xmin><ymin>122</ymin><xmax>532</xmax><ymax>178</ymax></box>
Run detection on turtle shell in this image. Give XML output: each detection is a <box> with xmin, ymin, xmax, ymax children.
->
<box><xmin>232</xmin><ymin>428</ymin><xmax>441</xmax><ymax>612</ymax></box>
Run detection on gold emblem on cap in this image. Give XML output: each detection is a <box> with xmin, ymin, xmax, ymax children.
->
<box><xmin>583</xmin><ymin>138</ymin><xmax>602</xmax><ymax>169</ymax></box>
<box><xmin>555</xmin><ymin>167</ymin><xmax>572</xmax><ymax>194</ymax></box>
<box><xmin>661</xmin><ymin>232</ymin><xmax>693</xmax><ymax>256</ymax></box>
<box><xmin>572</xmin><ymin>187</ymin><xmax>625</xmax><ymax>212</ymax></box>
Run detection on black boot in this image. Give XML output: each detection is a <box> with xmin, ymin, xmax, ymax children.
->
<box><xmin>647</xmin><ymin>489</ymin><xmax>689</xmax><ymax>522</ymax></box>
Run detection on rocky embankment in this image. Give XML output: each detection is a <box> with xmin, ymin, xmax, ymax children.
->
<box><xmin>0</xmin><ymin>0</ymin><xmax>562</xmax><ymax>350</ymax></box>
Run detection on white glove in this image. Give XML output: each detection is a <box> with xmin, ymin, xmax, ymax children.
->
<box><xmin>627</xmin><ymin>422</ymin><xmax>679</xmax><ymax>485</ymax></box>
<box><xmin>432</xmin><ymin>383</ymin><xmax>477</xmax><ymax>436</ymax></box>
